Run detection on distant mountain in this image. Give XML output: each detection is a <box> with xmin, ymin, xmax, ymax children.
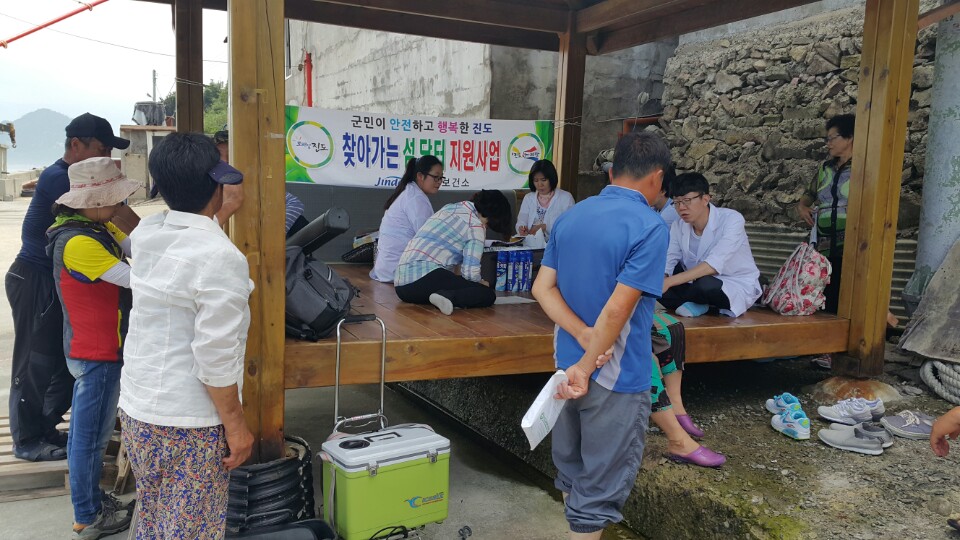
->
<box><xmin>4</xmin><ymin>109</ymin><xmax>71</xmax><ymax>172</ymax></box>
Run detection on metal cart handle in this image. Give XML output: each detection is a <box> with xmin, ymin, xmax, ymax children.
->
<box><xmin>333</xmin><ymin>315</ymin><xmax>388</xmax><ymax>432</ymax></box>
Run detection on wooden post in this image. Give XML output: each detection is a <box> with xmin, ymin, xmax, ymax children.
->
<box><xmin>174</xmin><ymin>0</ymin><xmax>203</xmax><ymax>132</ymax></box>
<box><xmin>554</xmin><ymin>13</ymin><xmax>587</xmax><ymax>199</ymax></box>
<box><xmin>834</xmin><ymin>0</ymin><xmax>918</xmax><ymax>377</ymax></box>
<box><xmin>228</xmin><ymin>0</ymin><xmax>287</xmax><ymax>462</ymax></box>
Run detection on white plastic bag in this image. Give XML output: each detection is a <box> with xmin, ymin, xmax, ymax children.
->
<box><xmin>523</xmin><ymin>229</ymin><xmax>546</xmax><ymax>249</ymax></box>
<box><xmin>521</xmin><ymin>370</ymin><xmax>569</xmax><ymax>450</ymax></box>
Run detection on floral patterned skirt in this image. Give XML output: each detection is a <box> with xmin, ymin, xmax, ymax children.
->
<box><xmin>120</xmin><ymin>410</ymin><xmax>229</xmax><ymax>540</ymax></box>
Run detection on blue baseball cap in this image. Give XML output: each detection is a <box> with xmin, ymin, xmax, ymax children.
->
<box><xmin>208</xmin><ymin>160</ymin><xmax>243</xmax><ymax>185</ymax></box>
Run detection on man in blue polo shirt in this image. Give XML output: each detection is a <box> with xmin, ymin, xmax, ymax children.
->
<box><xmin>5</xmin><ymin>113</ymin><xmax>135</xmax><ymax>462</ymax></box>
<box><xmin>532</xmin><ymin>131</ymin><xmax>670</xmax><ymax>539</ymax></box>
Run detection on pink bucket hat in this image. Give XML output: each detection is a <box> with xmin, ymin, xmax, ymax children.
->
<box><xmin>56</xmin><ymin>157</ymin><xmax>142</xmax><ymax>209</ymax></box>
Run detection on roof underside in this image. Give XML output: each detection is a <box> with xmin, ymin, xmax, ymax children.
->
<box><xmin>144</xmin><ymin>0</ymin><xmax>820</xmax><ymax>54</ymax></box>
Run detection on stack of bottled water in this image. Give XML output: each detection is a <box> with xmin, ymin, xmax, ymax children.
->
<box><xmin>495</xmin><ymin>250</ymin><xmax>533</xmax><ymax>292</ymax></box>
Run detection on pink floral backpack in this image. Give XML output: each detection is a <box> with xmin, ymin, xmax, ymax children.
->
<box><xmin>761</xmin><ymin>242</ymin><xmax>832</xmax><ymax>316</ymax></box>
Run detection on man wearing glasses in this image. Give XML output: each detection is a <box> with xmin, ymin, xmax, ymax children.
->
<box><xmin>660</xmin><ymin>172</ymin><xmax>762</xmax><ymax>318</ymax></box>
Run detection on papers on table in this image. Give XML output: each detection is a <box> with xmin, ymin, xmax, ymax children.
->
<box><xmin>494</xmin><ymin>296</ymin><xmax>538</xmax><ymax>305</ymax></box>
<box><xmin>521</xmin><ymin>370</ymin><xmax>569</xmax><ymax>450</ymax></box>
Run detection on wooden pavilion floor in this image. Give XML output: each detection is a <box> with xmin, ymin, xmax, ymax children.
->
<box><xmin>283</xmin><ymin>264</ymin><xmax>850</xmax><ymax>388</ymax></box>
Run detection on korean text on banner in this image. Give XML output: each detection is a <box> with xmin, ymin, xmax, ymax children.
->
<box><xmin>284</xmin><ymin>105</ymin><xmax>554</xmax><ymax>191</ymax></box>
<box><xmin>521</xmin><ymin>370</ymin><xmax>569</xmax><ymax>450</ymax></box>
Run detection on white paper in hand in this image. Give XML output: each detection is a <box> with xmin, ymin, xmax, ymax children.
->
<box><xmin>521</xmin><ymin>370</ymin><xmax>569</xmax><ymax>450</ymax></box>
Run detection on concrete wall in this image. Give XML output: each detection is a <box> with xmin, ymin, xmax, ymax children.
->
<box><xmin>286</xmin><ymin>22</ymin><xmax>492</xmax><ymax>117</ymax></box>
<box><xmin>489</xmin><ymin>41</ymin><xmax>677</xmax><ymax>171</ymax></box>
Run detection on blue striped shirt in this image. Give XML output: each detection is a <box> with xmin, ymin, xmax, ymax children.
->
<box><xmin>285</xmin><ymin>192</ymin><xmax>305</xmax><ymax>233</ymax></box>
<box><xmin>394</xmin><ymin>202</ymin><xmax>486</xmax><ymax>286</ymax></box>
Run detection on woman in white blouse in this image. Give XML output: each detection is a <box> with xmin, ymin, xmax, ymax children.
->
<box><xmin>370</xmin><ymin>155</ymin><xmax>443</xmax><ymax>282</ymax></box>
<box><xmin>516</xmin><ymin>159</ymin><xmax>574</xmax><ymax>238</ymax></box>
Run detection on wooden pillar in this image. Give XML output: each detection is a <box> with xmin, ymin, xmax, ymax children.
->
<box><xmin>228</xmin><ymin>0</ymin><xmax>287</xmax><ymax>462</ymax></box>
<box><xmin>174</xmin><ymin>0</ymin><xmax>203</xmax><ymax>132</ymax></box>
<box><xmin>554</xmin><ymin>13</ymin><xmax>587</xmax><ymax>199</ymax></box>
<box><xmin>834</xmin><ymin>0</ymin><xmax>918</xmax><ymax>377</ymax></box>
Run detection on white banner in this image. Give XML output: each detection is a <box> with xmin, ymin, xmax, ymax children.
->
<box><xmin>284</xmin><ymin>105</ymin><xmax>555</xmax><ymax>191</ymax></box>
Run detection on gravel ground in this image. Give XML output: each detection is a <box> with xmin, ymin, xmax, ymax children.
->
<box><xmin>636</xmin><ymin>348</ymin><xmax>960</xmax><ymax>540</ymax></box>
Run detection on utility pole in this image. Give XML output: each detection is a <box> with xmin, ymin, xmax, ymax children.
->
<box><xmin>152</xmin><ymin>69</ymin><xmax>158</xmax><ymax>102</ymax></box>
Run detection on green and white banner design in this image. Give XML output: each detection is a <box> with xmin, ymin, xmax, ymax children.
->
<box><xmin>285</xmin><ymin>105</ymin><xmax>554</xmax><ymax>191</ymax></box>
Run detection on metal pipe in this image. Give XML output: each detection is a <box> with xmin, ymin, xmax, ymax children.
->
<box><xmin>304</xmin><ymin>52</ymin><xmax>313</xmax><ymax>107</ymax></box>
<box><xmin>1</xmin><ymin>0</ymin><xmax>112</xmax><ymax>49</ymax></box>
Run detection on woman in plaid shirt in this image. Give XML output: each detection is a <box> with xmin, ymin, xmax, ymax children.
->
<box><xmin>394</xmin><ymin>190</ymin><xmax>511</xmax><ymax>315</ymax></box>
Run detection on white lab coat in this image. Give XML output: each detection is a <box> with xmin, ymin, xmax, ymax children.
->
<box><xmin>370</xmin><ymin>183</ymin><xmax>434</xmax><ymax>282</ymax></box>
<box><xmin>516</xmin><ymin>188</ymin><xmax>575</xmax><ymax>235</ymax></box>
<box><xmin>665</xmin><ymin>204</ymin><xmax>762</xmax><ymax>317</ymax></box>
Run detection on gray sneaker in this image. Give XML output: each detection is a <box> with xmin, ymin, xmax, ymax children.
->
<box><xmin>817</xmin><ymin>426</ymin><xmax>884</xmax><ymax>455</ymax></box>
<box><xmin>880</xmin><ymin>410</ymin><xmax>934</xmax><ymax>440</ymax></box>
<box><xmin>828</xmin><ymin>422</ymin><xmax>894</xmax><ymax>448</ymax></box>
<box><xmin>73</xmin><ymin>507</ymin><xmax>132</xmax><ymax>540</ymax></box>
<box><xmin>817</xmin><ymin>398</ymin><xmax>874</xmax><ymax>425</ymax></box>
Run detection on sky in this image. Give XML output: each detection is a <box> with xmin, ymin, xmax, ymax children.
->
<box><xmin>0</xmin><ymin>0</ymin><xmax>229</xmax><ymax>129</ymax></box>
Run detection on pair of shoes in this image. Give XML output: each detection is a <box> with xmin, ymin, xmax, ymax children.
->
<box><xmin>675</xmin><ymin>414</ymin><xmax>704</xmax><ymax>438</ymax></box>
<box><xmin>818</xmin><ymin>422</ymin><xmax>893</xmax><ymax>455</ymax></box>
<box><xmin>428</xmin><ymin>293</ymin><xmax>454</xmax><ymax>316</ymax></box>
<box><xmin>772</xmin><ymin>410</ymin><xmax>811</xmax><ymax>440</ymax></box>
<box><xmin>810</xmin><ymin>354</ymin><xmax>832</xmax><ymax>369</ymax></box>
<box><xmin>880</xmin><ymin>410</ymin><xmax>934</xmax><ymax>440</ymax></box>
<box><xmin>102</xmin><ymin>491</ymin><xmax>136</xmax><ymax>513</ymax></box>
<box><xmin>817</xmin><ymin>397</ymin><xmax>885</xmax><ymax>425</ymax></box>
<box><xmin>666</xmin><ymin>445</ymin><xmax>727</xmax><ymax>468</ymax></box>
<box><xmin>767</xmin><ymin>393</ymin><xmax>810</xmax><ymax>440</ymax></box>
<box><xmin>72</xmin><ymin>505</ymin><xmax>132</xmax><ymax>540</ymax></box>
<box><xmin>765</xmin><ymin>393</ymin><xmax>802</xmax><ymax>415</ymax></box>
<box><xmin>675</xmin><ymin>302</ymin><xmax>709</xmax><ymax>317</ymax></box>
<box><xmin>13</xmin><ymin>440</ymin><xmax>67</xmax><ymax>462</ymax></box>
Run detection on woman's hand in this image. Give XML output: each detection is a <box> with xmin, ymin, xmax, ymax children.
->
<box><xmin>529</xmin><ymin>224</ymin><xmax>546</xmax><ymax>235</ymax></box>
<box><xmin>797</xmin><ymin>203</ymin><xmax>815</xmax><ymax>227</ymax></box>
<box><xmin>518</xmin><ymin>225</ymin><xmax>529</xmax><ymax>236</ymax></box>
<box><xmin>931</xmin><ymin>407</ymin><xmax>960</xmax><ymax>457</ymax></box>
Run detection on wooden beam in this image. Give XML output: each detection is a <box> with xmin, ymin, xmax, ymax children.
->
<box><xmin>576</xmin><ymin>0</ymin><xmax>705</xmax><ymax>34</ymax></box>
<box><xmin>310</xmin><ymin>0</ymin><xmax>569</xmax><ymax>33</ymax></box>
<box><xmin>919</xmin><ymin>0</ymin><xmax>960</xmax><ymax>29</ymax></box>
<box><xmin>837</xmin><ymin>0</ymin><xmax>918</xmax><ymax>377</ymax></box>
<box><xmin>286</xmin><ymin>0</ymin><xmax>560</xmax><ymax>51</ymax></box>
<box><xmin>589</xmin><ymin>0</ymin><xmax>818</xmax><ymax>55</ymax></box>
<box><xmin>554</xmin><ymin>13</ymin><xmax>587</xmax><ymax>198</ymax></box>
<box><xmin>174</xmin><ymin>0</ymin><xmax>203</xmax><ymax>132</ymax></box>
<box><xmin>228</xmin><ymin>0</ymin><xmax>287</xmax><ymax>463</ymax></box>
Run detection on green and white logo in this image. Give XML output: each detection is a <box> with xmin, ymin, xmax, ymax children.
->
<box><xmin>286</xmin><ymin>120</ymin><xmax>334</xmax><ymax>169</ymax></box>
<box><xmin>507</xmin><ymin>132</ymin><xmax>544</xmax><ymax>175</ymax></box>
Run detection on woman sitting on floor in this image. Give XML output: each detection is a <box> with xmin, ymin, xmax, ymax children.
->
<box><xmin>370</xmin><ymin>155</ymin><xmax>444</xmax><ymax>282</ymax></box>
<box><xmin>394</xmin><ymin>190</ymin><xmax>512</xmax><ymax>315</ymax></box>
<box><xmin>516</xmin><ymin>159</ymin><xmax>575</xmax><ymax>238</ymax></box>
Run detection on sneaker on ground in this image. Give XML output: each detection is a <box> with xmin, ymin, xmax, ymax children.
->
<box><xmin>675</xmin><ymin>302</ymin><xmax>709</xmax><ymax>317</ymax></box>
<box><xmin>73</xmin><ymin>507</ymin><xmax>132</xmax><ymax>540</ymax></box>
<box><xmin>858</xmin><ymin>397</ymin><xmax>886</xmax><ymax>420</ymax></box>
<box><xmin>771</xmin><ymin>410</ymin><xmax>810</xmax><ymax>440</ymax></box>
<box><xmin>765</xmin><ymin>392</ymin><xmax>802</xmax><ymax>415</ymax></box>
<box><xmin>880</xmin><ymin>410</ymin><xmax>934</xmax><ymax>440</ymax></box>
<box><xmin>817</xmin><ymin>426</ymin><xmax>884</xmax><ymax>455</ymax></box>
<box><xmin>817</xmin><ymin>398</ymin><xmax>876</xmax><ymax>425</ymax></box>
<box><xmin>827</xmin><ymin>421</ymin><xmax>894</xmax><ymax>448</ymax></box>
<box><xmin>428</xmin><ymin>293</ymin><xmax>454</xmax><ymax>316</ymax></box>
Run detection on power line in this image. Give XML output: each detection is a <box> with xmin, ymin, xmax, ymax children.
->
<box><xmin>0</xmin><ymin>11</ymin><xmax>228</xmax><ymax>64</ymax></box>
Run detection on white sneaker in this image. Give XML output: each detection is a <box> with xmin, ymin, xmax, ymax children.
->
<box><xmin>771</xmin><ymin>410</ymin><xmax>810</xmax><ymax>440</ymax></box>
<box><xmin>817</xmin><ymin>398</ymin><xmax>877</xmax><ymax>425</ymax></box>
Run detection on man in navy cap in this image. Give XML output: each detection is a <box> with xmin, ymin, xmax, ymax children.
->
<box><xmin>4</xmin><ymin>113</ymin><xmax>138</xmax><ymax>461</ymax></box>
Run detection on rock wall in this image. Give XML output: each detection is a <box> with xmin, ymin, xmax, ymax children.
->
<box><xmin>657</xmin><ymin>5</ymin><xmax>935</xmax><ymax>234</ymax></box>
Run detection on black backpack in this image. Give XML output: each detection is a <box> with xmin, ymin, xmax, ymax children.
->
<box><xmin>284</xmin><ymin>245</ymin><xmax>356</xmax><ymax>341</ymax></box>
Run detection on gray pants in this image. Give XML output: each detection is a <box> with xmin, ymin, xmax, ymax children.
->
<box><xmin>552</xmin><ymin>380</ymin><xmax>651</xmax><ymax>534</ymax></box>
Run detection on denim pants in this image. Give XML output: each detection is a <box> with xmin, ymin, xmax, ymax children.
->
<box><xmin>66</xmin><ymin>358</ymin><xmax>122</xmax><ymax>525</ymax></box>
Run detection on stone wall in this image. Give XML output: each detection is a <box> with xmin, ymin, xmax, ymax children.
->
<box><xmin>657</xmin><ymin>5</ymin><xmax>935</xmax><ymax>234</ymax></box>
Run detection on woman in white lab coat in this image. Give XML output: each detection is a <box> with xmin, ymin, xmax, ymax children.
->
<box><xmin>662</xmin><ymin>173</ymin><xmax>762</xmax><ymax>318</ymax></box>
<box><xmin>370</xmin><ymin>155</ymin><xmax>443</xmax><ymax>282</ymax></box>
<box><xmin>516</xmin><ymin>159</ymin><xmax>574</xmax><ymax>238</ymax></box>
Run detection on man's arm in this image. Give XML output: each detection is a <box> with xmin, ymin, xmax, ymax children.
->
<box><xmin>664</xmin><ymin>261</ymin><xmax>716</xmax><ymax>291</ymax></box>
<box><xmin>216</xmin><ymin>184</ymin><xmax>245</xmax><ymax>224</ymax></box>
<box><xmin>205</xmin><ymin>384</ymin><xmax>253</xmax><ymax>470</ymax></box>
<box><xmin>532</xmin><ymin>266</ymin><xmax>588</xmax><ymax>341</ymax></box>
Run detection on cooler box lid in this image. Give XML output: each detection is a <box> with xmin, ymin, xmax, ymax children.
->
<box><xmin>321</xmin><ymin>426</ymin><xmax>450</xmax><ymax>473</ymax></box>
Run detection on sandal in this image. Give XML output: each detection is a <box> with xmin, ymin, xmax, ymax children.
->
<box><xmin>13</xmin><ymin>441</ymin><xmax>67</xmax><ymax>462</ymax></box>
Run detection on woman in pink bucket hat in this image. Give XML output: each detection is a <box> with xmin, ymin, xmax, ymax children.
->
<box><xmin>47</xmin><ymin>156</ymin><xmax>141</xmax><ymax>539</ymax></box>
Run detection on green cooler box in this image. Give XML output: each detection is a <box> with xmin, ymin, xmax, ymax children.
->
<box><xmin>321</xmin><ymin>425</ymin><xmax>450</xmax><ymax>539</ymax></box>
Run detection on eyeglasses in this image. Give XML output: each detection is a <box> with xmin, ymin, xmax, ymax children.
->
<box><xmin>673</xmin><ymin>194</ymin><xmax>704</xmax><ymax>208</ymax></box>
<box><xmin>824</xmin><ymin>134</ymin><xmax>844</xmax><ymax>144</ymax></box>
<box><xmin>425</xmin><ymin>173</ymin><xmax>446</xmax><ymax>183</ymax></box>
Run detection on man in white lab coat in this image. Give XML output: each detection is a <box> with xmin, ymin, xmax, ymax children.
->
<box><xmin>661</xmin><ymin>173</ymin><xmax>762</xmax><ymax>318</ymax></box>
